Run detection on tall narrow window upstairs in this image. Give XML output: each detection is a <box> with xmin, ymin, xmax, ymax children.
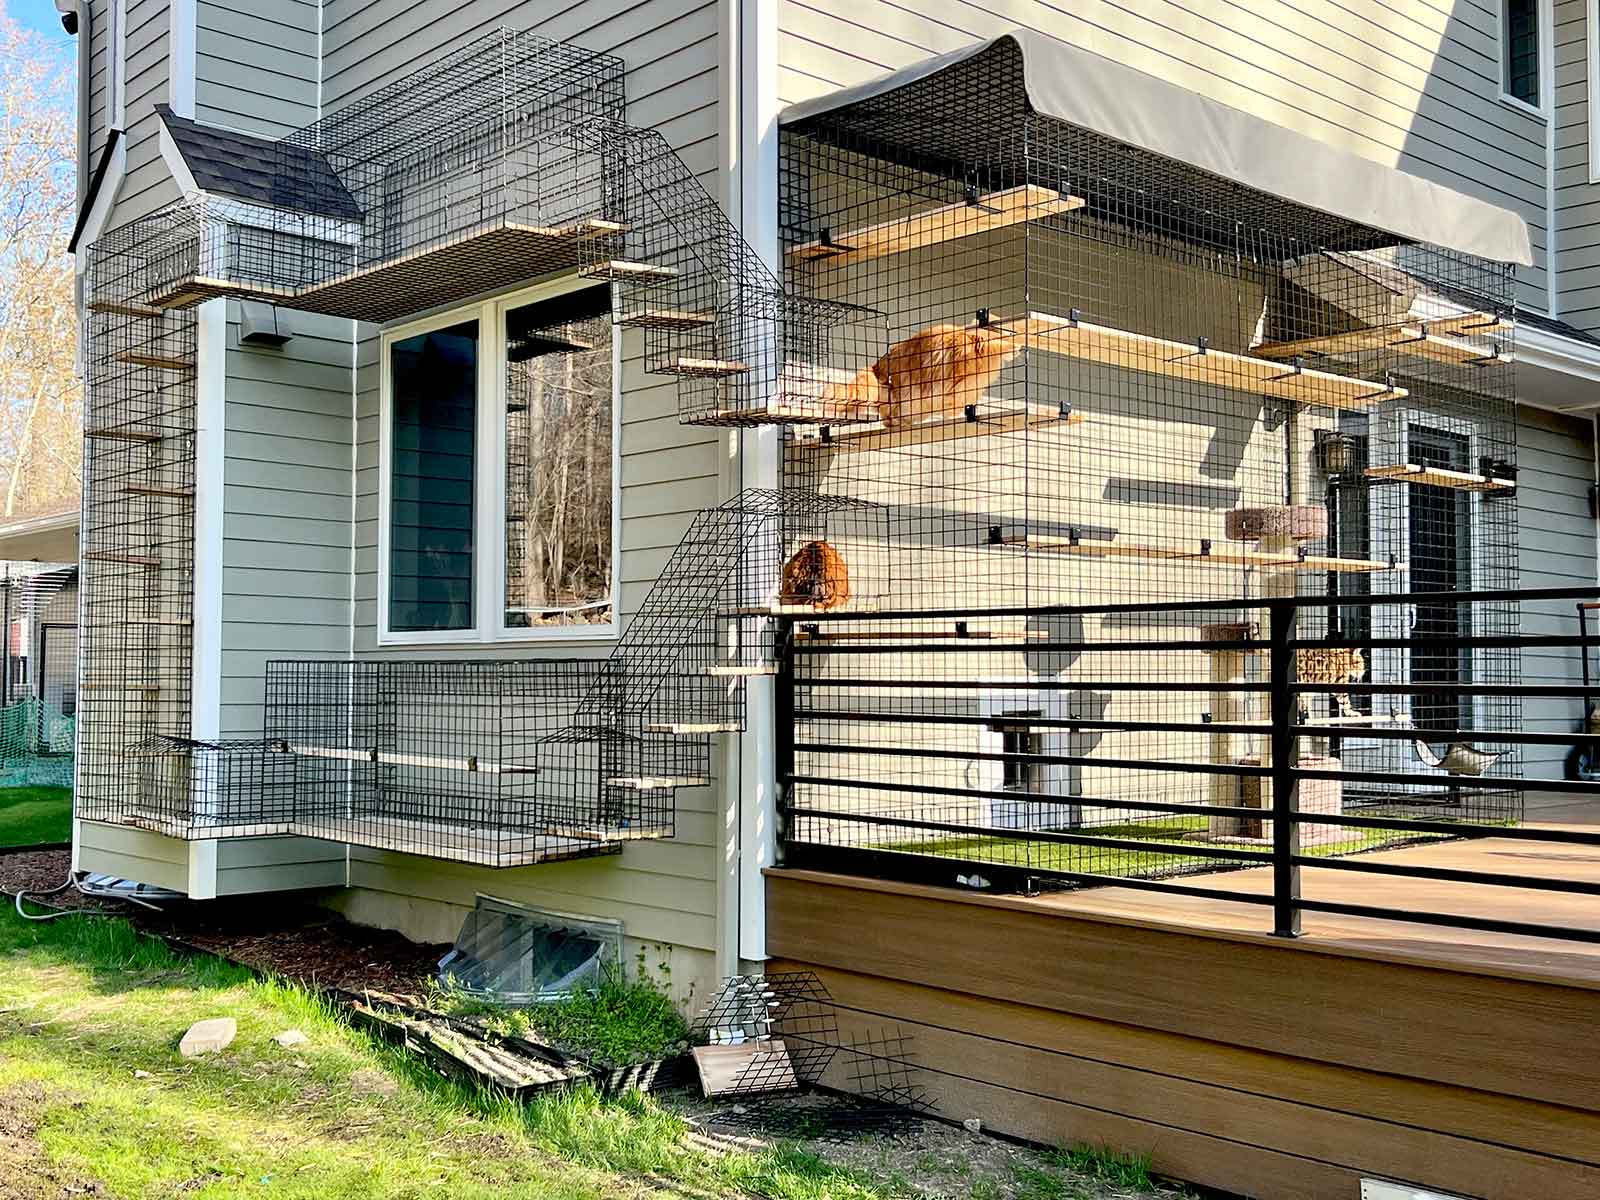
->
<box><xmin>1504</xmin><ymin>0</ymin><xmax>1541</xmax><ymax>109</ymax></box>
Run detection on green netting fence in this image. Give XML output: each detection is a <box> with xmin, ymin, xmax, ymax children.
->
<box><xmin>0</xmin><ymin>696</ymin><xmax>75</xmax><ymax>789</ymax></box>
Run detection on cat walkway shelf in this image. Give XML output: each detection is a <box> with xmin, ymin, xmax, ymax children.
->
<box><xmin>1255</xmin><ymin>312</ymin><xmax>1512</xmax><ymax>370</ymax></box>
<box><xmin>1001</xmin><ymin>535</ymin><xmax>1406</xmax><ymax>573</ymax></box>
<box><xmin>277</xmin><ymin>743</ymin><xmax>538</xmax><ymax>775</ymax></box>
<box><xmin>787</xmin><ymin>184</ymin><xmax>1085</xmax><ymax>267</ymax></box>
<box><xmin>793</xmin><ymin>404</ymin><xmax>1085</xmax><ymax>452</ymax></box>
<box><xmin>1365</xmin><ymin>464</ymin><xmax>1516</xmax><ymax>492</ymax></box>
<box><xmin>288</xmin><ymin>815</ymin><xmax>620</xmax><ymax>869</ymax></box>
<box><xmin>1011</xmin><ymin>312</ymin><xmax>1408</xmax><ymax>411</ymax></box>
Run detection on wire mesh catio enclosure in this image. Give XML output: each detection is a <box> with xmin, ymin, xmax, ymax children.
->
<box><xmin>769</xmin><ymin>34</ymin><xmax>1523</xmax><ymax>888</ymax></box>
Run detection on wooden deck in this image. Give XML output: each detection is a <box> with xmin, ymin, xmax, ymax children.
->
<box><xmin>766</xmin><ymin>795</ymin><xmax>1600</xmax><ymax>1199</ymax></box>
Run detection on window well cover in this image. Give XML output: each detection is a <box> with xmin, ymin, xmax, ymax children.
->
<box><xmin>437</xmin><ymin>897</ymin><xmax>622</xmax><ymax>1005</ymax></box>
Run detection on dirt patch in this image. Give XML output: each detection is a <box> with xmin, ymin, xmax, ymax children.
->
<box><xmin>2</xmin><ymin>850</ymin><xmax>445</xmax><ymax>997</ymax></box>
<box><xmin>671</xmin><ymin>1091</ymin><xmax>1196</xmax><ymax>1200</ymax></box>
<box><xmin>149</xmin><ymin>905</ymin><xmax>447</xmax><ymax>996</ymax></box>
<box><xmin>0</xmin><ymin>1083</ymin><xmax>106</xmax><ymax>1199</ymax></box>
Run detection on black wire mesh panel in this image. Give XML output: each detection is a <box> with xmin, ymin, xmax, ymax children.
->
<box><xmin>774</xmin><ymin>35</ymin><xmax>1522</xmax><ymax>891</ymax></box>
<box><xmin>74</xmin><ymin>224</ymin><xmax>201</xmax><ymax>836</ymax></box>
<box><xmin>262</xmin><ymin>659</ymin><xmax>681</xmax><ymax>867</ymax></box>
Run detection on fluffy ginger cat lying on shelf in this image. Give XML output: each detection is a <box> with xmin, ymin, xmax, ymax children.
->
<box><xmin>820</xmin><ymin>322</ymin><xmax>1021</xmax><ymax>429</ymax></box>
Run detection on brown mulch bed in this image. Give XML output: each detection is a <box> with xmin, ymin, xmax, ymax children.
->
<box><xmin>0</xmin><ymin>845</ymin><xmax>447</xmax><ymax>996</ymax></box>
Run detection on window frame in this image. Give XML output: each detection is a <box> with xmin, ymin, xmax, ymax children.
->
<box><xmin>1589</xmin><ymin>0</ymin><xmax>1600</xmax><ymax>180</ymax></box>
<box><xmin>377</xmin><ymin>275</ymin><xmax>622</xmax><ymax>647</ymax></box>
<box><xmin>1499</xmin><ymin>0</ymin><xmax>1548</xmax><ymax>118</ymax></box>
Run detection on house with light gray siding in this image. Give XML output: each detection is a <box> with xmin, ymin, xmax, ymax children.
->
<box><xmin>59</xmin><ymin>0</ymin><xmax>1600</xmax><ymax>1032</ymax></box>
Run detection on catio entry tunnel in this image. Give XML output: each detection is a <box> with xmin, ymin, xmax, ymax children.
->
<box><xmin>764</xmin><ymin>32</ymin><xmax>1527</xmax><ymax>885</ymax></box>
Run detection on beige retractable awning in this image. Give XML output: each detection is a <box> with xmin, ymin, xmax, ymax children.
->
<box><xmin>779</xmin><ymin>29</ymin><xmax>1533</xmax><ymax>267</ymax></box>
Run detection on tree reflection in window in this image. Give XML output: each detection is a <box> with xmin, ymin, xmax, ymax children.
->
<box><xmin>503</xmin><ymin>285</ymin><xmax>614</xmax><ymax>630</ymax></box>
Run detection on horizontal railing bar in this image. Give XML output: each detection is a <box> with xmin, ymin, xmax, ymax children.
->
<box><xmin>1293</xmin><ymin>853</ymin><xmax>1600</xmax><ymax>896</ymax></box>
<box><xmin>783</xmin><ymin>841</ymin><xmax>1278</xmax><ymax>908</ymax></box>
<box><xmin>1290</xmin><ymin>725</ymin><xmax>1587</xmax><ymax>746</ymax></box>
<box><xmin>782</xmin><ymin>803</ymin><xmax>1275</xmax><ymax>863</ymax></box>
<box><xmin>1287</xmin><ymin>635</ymin><xmax>1587</xmax><ymax>650</ymax></box>
<box><xmin>796</xmin><ymin>639</ymin><xmax>1271</xmax><ymax>654</ymax></box>
<box><xmin>774</xmin><ymin>585</ymin><xmax>1600</xmax><ymax>623</ymax></box>
<box><xmin>797</xmin><ymin>678</ymin><xmax>1265</xmax><ymax>693</ymax></box>
<box><xmin>1296</xmin><ymin>767</ymin><xmax>1600</xmax><ymax>795</ymax></box>
<box><xmin>794</xmin><ymin>740</ymin><xmax>1268</xmax><ymax>777</ymax></box>
<box><xmin>1292</xmin><ymin>682</ymin><xmax>1596</xmax><ymax>697</ymax></box>
<box><xmin>796</xmin><ymin>634</ymin><xmax>1589</xmax><ymax>655</ymax></box>
<box><xmin>785</xmin><ymin>773</ymin><xmax>1266</xmax><ymax>822</ymax></box>
<box><xmin>1292</xmin><ymin>897</ymin><xmax>1600</xmax><ymax>945</ymax></box>
<box><xmin>797</xmin><ymin>708</ymin><xmax>1263</xmax><ymax>737</ymax></box>
<box><xmin>1289</xmin><ymin>809</ymin><xmax>1600</xmax><ymax>845</ymax></box>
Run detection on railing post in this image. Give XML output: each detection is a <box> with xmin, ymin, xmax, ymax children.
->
<box><xmin>1268</xmin><ymin>598</ymin><xmax>1302</xmax><ymax>938</ymax></box>
<box><xmin>772</xmin><ymin>616</ymin><xmax>796</xmax><ymax>865</ymax></box>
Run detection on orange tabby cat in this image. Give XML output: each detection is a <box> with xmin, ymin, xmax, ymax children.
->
<box><xmin>778</xmin><ymin>540</ymin><xmax>851</xmax><ymax>611</ymax></box>
<box><xmin>820</xmin><ymin>322</ymin><xmax>1020</xmax><ymax>428</ymax></box>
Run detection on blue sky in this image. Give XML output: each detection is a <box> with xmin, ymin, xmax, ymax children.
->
<box><xmin>8</xmin><ymin>1</ymin><xmax>76</xmax><ymax>50</ymax></box>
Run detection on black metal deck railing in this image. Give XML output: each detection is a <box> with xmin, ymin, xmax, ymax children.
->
<box><xmin>776</xmin><ymin>586</ymin><xmax>1600</xmax><ymax>945</ymax></box>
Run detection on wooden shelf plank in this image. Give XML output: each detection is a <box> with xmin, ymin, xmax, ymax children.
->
<box><xmin>605</xmin><ymin>773</ymin><xmax>714</xmax><ymax>788</ymax></box>
<box><xmin>616</xmin><ymin>308</ymin><xmax>714</xmax><ymax>329</ymax></box>
<box><xmin>288</xmin><ymin>815</ymin><xmax>617</xmax><ymax>868</ymax></box>
<box><xmin>641</xmin><ymin>722</ymin><xmax>740</xmax><ymax>735</ymax></box>
<box><xmin>1256</xmin><ymin>311</ymin><xmax>1512</xmax><ymax>369</ymax></box>
<box><xmin>127</xmin><ymin>616</ymin><xmax>192</xmax><ymax>626</ymax></box>
<box><xmin>84</xmin><ymin>551</ymin><xmax>161</xmax><ymax>567</ymax></box>
<box><xmin>82</xmin><ymin>682</ymin><xmax>162</xmax><ymax>692</ymax></box>
<box><xmin>281</xmin><ymin>743</ymin><xmax>537</xmax><ymax>775</ymax></box>
<box><xmin>664</xmin><ymin>356</ymin><xmax>748</xmax><ymax>377</ymax></box>
<box><xmin>586</xmin><ymin>259</ymin><xmax>679</xmax><ymax>283</ymax></box>
<box><xmin>1013</xmin><ymin>312</ymin><xmax>1407</xmax><ymax>411</ymax></box>
<box><xmin>796</xmin><ymin>405</ymin><xmax>1085</xmax><ymax>452</ymax></box>
<box><xmin>1004</xmin><ymin>536</ymin><xmax>1405</xmax><ymax>573</ymax></box>
<box><xmin>788</xmin><ymin>185</ymin><xmax>1085</xmax><ymax>267</ymax></box>
<box><xmin>147</xmin><ymin>276</ymin><xmax>297</xmax><ymax>310</ymax></box>
<box><xmin>88</xmin><ymin>299</ymin><xmax>163</xmax><ymax>319</ymax></box>
<box><xmin>1365</xmin><ymin>464</ymin><xmax>1515</xmax><ymax>492</ymax></box>
<box><xmin>116</xmin><ymin>351</ymin><xmax>195</xmax><ymax>372</ymax></box>
<box><xmin>707</xmin><ymin>665</ymin><xmax>777</xmax><ymax>677</ymax></box>
<box><xmin>122</xmin><ymin>485</ymin><xmax>195</xmax><ymax>499</ymax></box>
<box><xmin>86</xmin><ymin>426</ymin><xmax>163</xmax><ymax>443</ymax></box>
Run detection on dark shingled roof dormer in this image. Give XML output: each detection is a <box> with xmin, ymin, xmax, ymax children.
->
<box><xmin>156</xmin><ymin>105</ymin><xmax>363</xmax><ymax>222</ymax></box>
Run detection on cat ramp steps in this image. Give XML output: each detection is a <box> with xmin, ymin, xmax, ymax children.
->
<box><xmin>787</xmin><ymin>184</ymin><xmax>1085</xmax><ymax>267</ymax></box>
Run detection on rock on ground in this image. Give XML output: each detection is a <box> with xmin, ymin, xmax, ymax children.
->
<box><xmin>179</xmin><ymin>1017</ymin><xmax>237</xmax><ymax>1057</ymax></box>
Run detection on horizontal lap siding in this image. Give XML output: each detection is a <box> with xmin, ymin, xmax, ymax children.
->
<box><xmin>1518</xmin><ymin>407</ymin><xmax>1597</xmax><ymax>780</ymax></box>
<box><xmin>1554</xmin><ymin>0</ymin><xmax>1600</xmax><ymax>331</ymax></box>
<box><xmin>321</xmin><ymin>0</ymin><xmax>726</xmax><ymax>956</ymax></box>
<box><xmin>111</xmin><ymin>0</ymin><xmax>179</xmax><ymax>226</ymax></box>
<box><xmin>776</xmin><ymin>0</ymin><xmax>1550</xmax><ymax>311</ymax></box>
<box><xmin>195</xmin><ymin>0</ymin><xmax>320</xmax><ymax>137</ymax></box>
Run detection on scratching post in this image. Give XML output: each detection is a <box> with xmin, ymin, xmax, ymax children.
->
<box><xmin>1226</xmin><ymin>504</ymin><xmax>1333</xmax><ymax>838</ymax></box>
<box><xmin>1201</xmin><ymin>622</ymin><xmax>1254</xmax><ymax>838</ymax></box>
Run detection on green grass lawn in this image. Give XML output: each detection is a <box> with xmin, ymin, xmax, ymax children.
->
<box><xmin>877</xmin><ymin>815</ymin><xmax>1445</xmax><ymax>881</ymax></box>
<box><xmin>0</xmin><ymin>785</ymin><xmax>72</xmax><ymax>848</ymax></box>
<box><xmin>0</xmin><ymin>904</ymin><xmax>1172</xmax><ymax>1199</ymax></box>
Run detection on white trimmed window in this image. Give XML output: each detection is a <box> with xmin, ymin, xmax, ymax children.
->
<box><xmin>378</xmin><ymin>276</ymin><xmax>620</xmax><ymax>645</ymax></box>
<box><xmin>1501</xmin><ymin>0</ymin><xmax>1544</xmax><ymax>114</ymax></box>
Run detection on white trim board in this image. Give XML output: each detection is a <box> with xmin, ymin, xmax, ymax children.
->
<box><xmin>168</xmin><ymin>0</ymin><xmax>195</xmax><ymax>119</ymax></box>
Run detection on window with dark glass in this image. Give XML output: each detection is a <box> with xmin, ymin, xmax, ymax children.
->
<box><xmin>503</xmin><ymin>285</ymin><xmax>614</xmax><ymax>629</ymax></box>
<box><xmin>388</xmin><ymin>320</ymin><xmax>478</xmax><ymax>632</ymax></box>
<box><xmin>1504</xmin><ymin>0</ymin><xmax>1540</xmax><ymax>107</ymax></box>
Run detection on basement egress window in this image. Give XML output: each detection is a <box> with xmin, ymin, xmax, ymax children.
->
<box><xmin>379</xmin><ymin>277</ymin><xmax>620</xmax><ymax>645</ymax></box>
